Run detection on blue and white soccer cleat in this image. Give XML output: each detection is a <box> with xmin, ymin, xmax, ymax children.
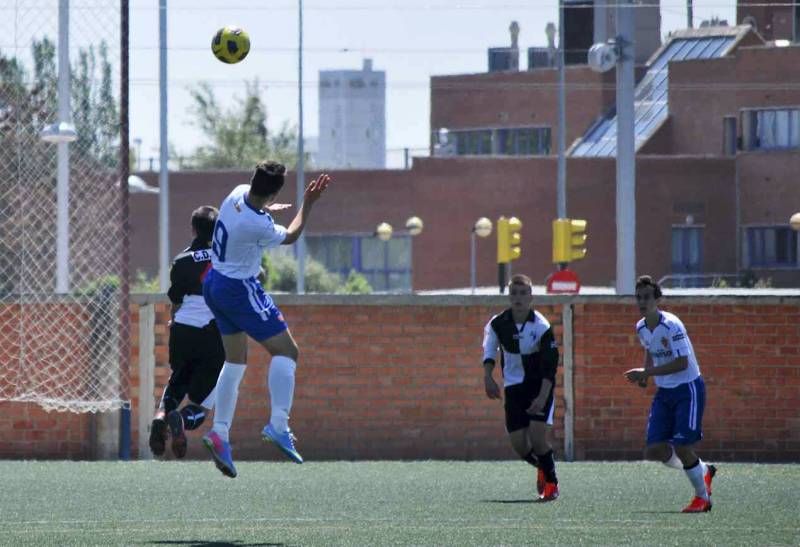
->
<box><xmin>202</xmin><ymin>430</ymin><xmax>237</xmax><ymax>478</ymax></box>
<box><xmin>262</xmin><ymin>423</ymin><xmax>304</xmax><ymax>464</ymax></box>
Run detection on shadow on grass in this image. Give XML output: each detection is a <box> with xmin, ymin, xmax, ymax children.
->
<box><xmin>147</xmin><ymin>541</ymin><xmax>284</xmax><ymax>547</ymax></box>
<box><xmin>480</xmin><ymin>499</ymin><xmax>538</xmax><ymax>504</ymax></box>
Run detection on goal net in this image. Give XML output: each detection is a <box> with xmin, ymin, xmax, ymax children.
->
<box><xmin>0</xmin><ymin>0</ymin><xmax>128</xmax><ymax>413</ymax></box>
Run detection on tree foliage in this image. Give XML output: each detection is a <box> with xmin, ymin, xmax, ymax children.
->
<box><xmin>185</xmin><ymin>79</ymin><xmax>304</xmax><ymax>169</ymax></box>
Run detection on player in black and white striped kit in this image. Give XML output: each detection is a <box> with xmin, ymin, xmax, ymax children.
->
<box><xmin>482</xmin><ymin>274</ymin><xmax>561</xmax><ymax>501</ymax></box>
<box><xmin>149</xmin><ymin>206</ymin><xmax>226</xmax><ymax>458</ymax></box>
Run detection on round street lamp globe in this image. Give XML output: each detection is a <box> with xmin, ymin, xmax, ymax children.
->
<box><xmin>376</xmin><ymin>222</ymin><xmax>393</xmax><ymax>242</ymax></box>
<box><xmin>474</xmin><ymin>217</ymin><xmax>492</xmax><ymax>238</ymax></box>
<box><xmin>791</xmin><ymin>212</ymin><xmax>800</xmax><ymax>231</ymax></box>
<box><xmin>405</xmin><ymin>216</ymin><xmax>424</xmax><ymax>236</ymax></box>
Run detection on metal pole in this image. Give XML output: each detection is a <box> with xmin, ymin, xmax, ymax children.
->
<box><xmin>470</xmin><ymin>231</ymin><xmax>476</xmax><ymax>294</ymax></box>
<box><xmin>562</xmin><ymin>303</ymin><xmax>574</xmax><ymax>461</ymax></box>
<box><xmin>119</xmin><ymin>0</ymin><xmax>132</xmax><ymax>461</ymax></box>
<box><xmin>295</xmin><ymin>0</ymin><xmax>306</xmax><ymax>294</ymax></box>
<box><xmin>556</xmin><ymin>0</ymin><xmax>567</xmax><ymax>220</ymax></box>
<box><xmin>158</xmin><ymin>0</ymin><xmax>169</xmax><ymax>291</ymax></box>
<box><xmin>687</xmin><ymin>0</ymin><xmax>693</xmax><ymax>29</ymax></box>
<box><xmin>55</xmin><ymin>0</ymin><xmax>70</xmax><ymax>294</ymax></box>
<box><xmin>615</xmin><ymin>1</ymin><xmax>636</xmax><ymax>294</ymax></box>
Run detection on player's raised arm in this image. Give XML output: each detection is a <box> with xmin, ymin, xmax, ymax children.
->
<box><xmin>282</xmin><ymin>174</ymin><xmax>332</xmax><ymax>245</ymax></box>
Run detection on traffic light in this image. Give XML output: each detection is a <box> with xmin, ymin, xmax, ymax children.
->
<box><xmin>552</xmin><ymin>218</ymin><xmax>588</xmax><ymax>264</ymax></box>
<box><xmin>497</xmin><ymin>216</ymin><xmax>522</xmax><ymax>263</ymax></box>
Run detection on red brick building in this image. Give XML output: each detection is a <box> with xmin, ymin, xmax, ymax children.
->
<box><xmin>130</xmin><ymin>25</ymin><xmax>800</xmax><ymax>290</ymax></box>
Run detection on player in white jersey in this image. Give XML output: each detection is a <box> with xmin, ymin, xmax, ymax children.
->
<box><xmin>625</xmin><ymin>275</ymin><xmax>717</xmax><ymax>513</ymax></box>
<box><xmin>201</xmin><ymin>161</ymin><xmax>331</xmax><ymax>478</ymax></box>
<box><xmin>482</xmin><ymin>274</ymin><xmax>561</xmax><ymax>502</ymax></box>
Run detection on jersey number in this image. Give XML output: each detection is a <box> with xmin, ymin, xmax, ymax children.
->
<box><xmin>212</xmin><ymin>220</ymin><xmax>229</xmax><ymax>262</ymax></box>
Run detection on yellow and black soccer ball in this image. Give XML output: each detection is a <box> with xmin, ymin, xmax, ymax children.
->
<box><xmin>211</xmin><ymin>26</ymin><xmax>250</xmax><ymax>64</ymax></box>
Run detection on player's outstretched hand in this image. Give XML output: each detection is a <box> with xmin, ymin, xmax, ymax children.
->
<box><xmin>305</xmin><ymin>173</ymin><xmax>331</xmax><ymax>204</ymax></box>
<box><xmin>484</xmin><ymin>375</ymin><xmax>501</xmax><ymax>400</ymax></box>
<box><xmin>267</xmin><ymin>203</ymin><xmax>292</xmax><ymax>212</ymax></box>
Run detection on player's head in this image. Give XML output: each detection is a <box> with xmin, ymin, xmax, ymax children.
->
<box><xmin>635</xmin><ymin>275</ymin><xmax>662</xmax><ymax>315</ymax></box>
<box><xmin>191</xmin><ymin>205</ymin><xmax>218</xmax><ymax>243</ymax></box>
<box><xmin>508</xmin><ymin>274</ymin><xmax>533</xmax><ymax>312</ymax></box>
<box><xmin>250</xmin><ymin>161</ymin><xmax>286</xmax><ymax>202</ymax></box>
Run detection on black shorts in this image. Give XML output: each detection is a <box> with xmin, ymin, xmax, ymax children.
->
<box><xmin>504</xmin><ymin>377</ymin><xmax>555</xmax><ymax>433</ymax></box>
<box><xmin>168</xmin><ymin>321</ymin><xmax>225</xmax><ymax>406</ymax></box>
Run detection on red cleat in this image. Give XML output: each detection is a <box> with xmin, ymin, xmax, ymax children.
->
<box><xmin>704</xmin><ymin>464</ymin><xmax>717</xmax><ymax>496</ymax></box>
<box><xmin>537</xmin><ymin>482</ymin><xmax>559</xmax><ymax>502</ymax></box>
<box><xmin>536</xmin><ymin>468</ymin><xmax>545</xmax><ymax>496</ymax></box>
<box><xmin>682</xmin><ymin>496</ymin><xmax>712</xmax><ymax>513</ymax></box>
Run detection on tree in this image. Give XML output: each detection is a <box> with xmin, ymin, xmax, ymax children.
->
<box><xmin>261</xmin><ymin>253</ymin><xmax>372</xmax><ymax>294</ymax></box>
<box><xmin>0</xmin><ymin>38</ymin><xmax>120</xmax><ymax>296</ymax></box>
<box><xmin>185</xmin><ymin>79</ymin><xmax>305</xmax><ymax>169</ymax></box>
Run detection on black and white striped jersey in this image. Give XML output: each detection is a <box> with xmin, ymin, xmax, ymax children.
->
<box><xmin>482</xmin><ymin>308</ymin><xmax>559</xmax><ymax>387</ymax></box>
<box><xmin>167</xmin><ymin>238</ymin><xmax>214</xmax><ymax>328</ymax></box>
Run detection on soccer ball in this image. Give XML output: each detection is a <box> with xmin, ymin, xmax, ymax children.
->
<box><xmin>211</xmin><ymin>26</ymin><xmax>250</xmax><ymax>64</ymax></box>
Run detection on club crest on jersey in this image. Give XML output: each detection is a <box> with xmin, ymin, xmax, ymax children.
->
<box><xmin>661</xmin><ymin>337</ymin><xmax>669</xmax><ymax>348</ymax></box>
<box><xmin>192</xmin><ymin>249</ymin><xmax>211</xmax><ymax>262</ymax></box>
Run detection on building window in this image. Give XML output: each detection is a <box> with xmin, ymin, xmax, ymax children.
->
<box><xmin>497</xmin><ymin>127</ymin><xmax>551</xmax><ymax>155</ymax></box>
<box><xmin>746</xmin><ymin>108</ymin><xmax>800</xmax><ymax>150</ymax></box>
<box><xmin>439</xmin><ymin>127</ymin><xmax>551</xmax><ymax>156</ymax></box>
<box><xmin>304</xmin><ymin>234</ymin><xmax>412</xmax><ymax>292</ymax></box>
<box><xmin>453</xmin><ymin>130</ymin><xmax>493</xmax><ymax>155</ymax></box>
<box><xmin>671</xmin><ymin>226</ymin><xmax>703</xmax><ymax>274</ymax></box>
<box><xmin>743</xmin><ymin>226</ymin><xmax>799</xmax><ymax>268</ymax></box>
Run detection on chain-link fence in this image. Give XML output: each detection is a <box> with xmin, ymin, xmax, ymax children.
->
<box><xmin>0</xmin><ymin>0</ymin><xmax>127</xmax><ymax>413</ymax></box>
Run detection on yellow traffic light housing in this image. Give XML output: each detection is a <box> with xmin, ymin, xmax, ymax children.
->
<box><xmin>552</xmin><ymin>218</ymin><xmax>588</xmax><ymax>264</ymax></box>
<box><xmin>497</xmin><ymin>216</ymin><xmax>522</xmax><ymax>263</ymax></box>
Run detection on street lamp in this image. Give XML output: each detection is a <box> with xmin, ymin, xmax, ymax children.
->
<box><xmin>790</xmin><ymin>212</ymin><xmax>800</xmax><ymax>232</ymax></box>
<box><xmin>471</xmin><ymin>217</ymin><xmax>493</xmax><ymax>294</ymax></box>
<box><xmin>405</xmin><ymin>216</ymin><xmax>424</xmax><ymax>236</ymax></box>
<box><xmin>376</xmin><ymin>222</ymin><xmax>393</xmax><ymax>242</ymax></box>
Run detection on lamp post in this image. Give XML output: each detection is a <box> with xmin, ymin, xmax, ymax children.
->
<box><xmin>375</xmin><ymin>218</ymin><xmax>422</xmax><ymax>292</ymax></box>
<box><xmin>471</xmin><ymin>217</ymin><xmax>492</xmax><ymax>294</ymax></box>
<box><xmin>40</xmin><ymin>0</ymin><xmax>78</xmax><ymax>294</ymax></box>
<box><xmin>133</xmin><ymin>137</ymin><xmax>142</xmax><ymax>171</ymax></box>
<box><xmin>550</xmin><ymin>7</ymin><xmax>567</xmax><ymax>221</ymax></box>
<box><xmin>295</xmin><ymin>0</ymin><xmax>306</xmax><ymax>294</ymax></box>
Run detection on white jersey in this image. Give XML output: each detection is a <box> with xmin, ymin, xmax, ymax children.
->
<box><xmin>211</xmin><ymin>184</ymin><xmax>288</xmax><ymax>279</ymax></box>
<box><xmin>636</xmin><ymin>311</ymin><xmax>701</xmax><ymax>389</ymax></box>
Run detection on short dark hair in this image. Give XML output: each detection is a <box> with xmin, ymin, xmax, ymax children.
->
<box><xmin>508</xmin><ymin>274</ymin><xmax>533</xmax><ymax>290</ymax></box>
<box><xmin>191</xmin><ymin>205</ymin><xmax>218</xmax><ymax>242</ymax></box>
<box><xmin>250</xmin><ymin>161</ymin><xmax>286</xmax><ymax>198</ymax></box>
<box><xmin>635</xmin><ymin>275</ymin><xmax>662</xmax><ymax>299</ymax></box>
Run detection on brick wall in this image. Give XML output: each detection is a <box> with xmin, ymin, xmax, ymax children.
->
<box><xmin>2</xmin><ymin>296</ymin><xmax>799</xmax><ymax>462</ymax></box>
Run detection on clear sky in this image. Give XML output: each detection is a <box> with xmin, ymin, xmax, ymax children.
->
<box><xmin>128</xmin><ymin>0</ymin><xmax>737</xmax><ymax>169</ymax></box>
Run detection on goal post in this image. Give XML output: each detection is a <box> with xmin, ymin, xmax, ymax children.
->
<box><xmin>0</xmin><ymin>0</ymin><xmax>131</xmax><ymax>429</ymax></box>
